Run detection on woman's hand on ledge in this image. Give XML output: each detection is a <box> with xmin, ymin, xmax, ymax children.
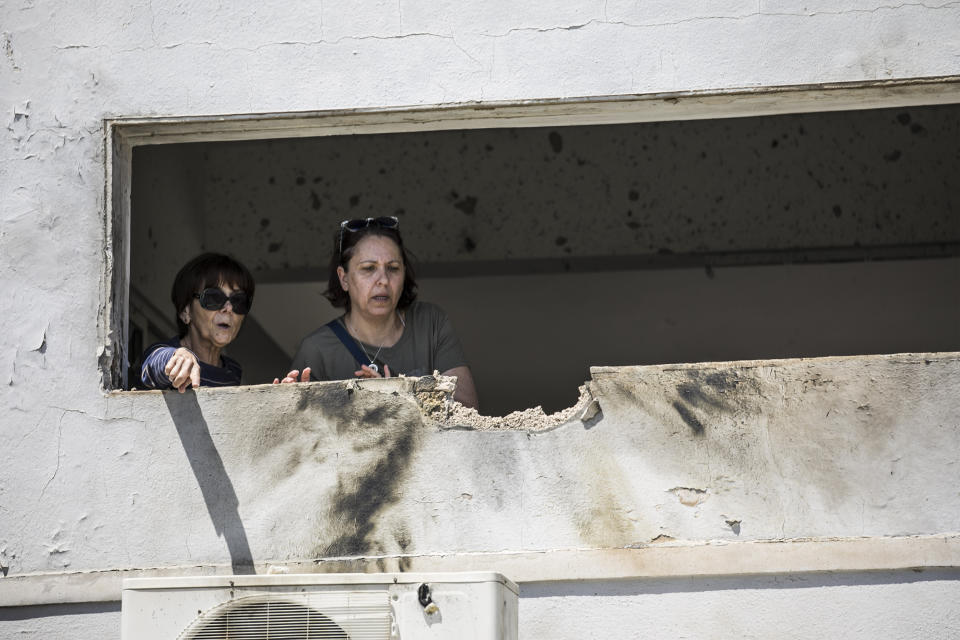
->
<box><xmin>270</xmin><ymin>365</ymin><xmax>477</xmax><ymax>411</ymax></box>
<box><xmin>165</xmin><ymin>347</ymin><xmax>201</xmax><ymax>393</ymax></box>
<box><xmin>273</xmin><ymin>367</ymin><xmax>311</xmax><ymax>384</ymax></box>
<box><xmin>354</xmin><ymin>364</ymin><xmax>392</xmax><ymax>379</ymax></box>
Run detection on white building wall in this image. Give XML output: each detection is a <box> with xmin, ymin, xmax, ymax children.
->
<box><xmin>2</xmin><ymin>1</ymin><xmax>960</xmax><ymax>637</ymax></box>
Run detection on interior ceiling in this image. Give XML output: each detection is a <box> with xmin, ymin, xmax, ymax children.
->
<box><xmin>196</xmin><ymin>103</ymin><xmax>958</xmax><ymax>277</ymax></box>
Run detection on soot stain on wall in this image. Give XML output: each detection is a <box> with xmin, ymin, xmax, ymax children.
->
<box><xmin>394</xmin><ymin>526</ymin><xmax>412</xmax><ymax>571</ymax></box>
<box><xmin>317</xmin><ymin>415</ymin><xmax>417</xmax><ymax>557</ymax></box>
<box><xmin>261</xmin><ymin>383</ymin><xmax>425</xmax><ymax>559</ymax></box>
<box><xmin>294</xmin><ymin>382</ymin><xmax>352</xmax><ymax>415</ymax></box>
<box><xmin>670</xmin><ymin>370</ymin><xmax>743</xmax><ymax>436</ymax></box>
<box><xmin>671</xmin><ymin>402</ymin><xmax>705</xmax><ymax>435</ymax></box>
<box><xmin>576</xmin><ymin>458</ymin><xmax>637</xmax><ymax>545</ymax></box>
<box><xmin>247</xmin><ymin>385</ymin><xmax>349</xmax><ymax>454</ymax></box>
<box><xmin>245</xmin><ymin>382</ymin><xmax>428</xmax><ymax>558</ymax></box>
<box><xmin>454</xmin><ymin>195</ymin><xmax>478</xmax><ymax>215</ymax></box>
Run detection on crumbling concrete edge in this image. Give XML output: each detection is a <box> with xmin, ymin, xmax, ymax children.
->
<box><xmin>329</xmin><ymin>373</ymin><xmax>603</xmax><ymax>432</ymax></box>
<box><xmin>114</xmin><ymin>352</ymin><xmax>959</xmax><ymax>431</ymax></box>
<box><xmin>436</xmin><ymin>381</ymin><xmax>601</xmax><ymax>432</ymax></box>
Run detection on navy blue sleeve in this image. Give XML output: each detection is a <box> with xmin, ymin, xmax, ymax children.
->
<box><xmin>141</xmin><ymin>345</ymin><xmax>175</xmax><ymax>389</ymax></box>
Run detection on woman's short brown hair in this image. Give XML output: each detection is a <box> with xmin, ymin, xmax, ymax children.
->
<box><xmin>170</xmin><ymin>253</ymin><xmax>255</xmax><ymax>337</ymax></box>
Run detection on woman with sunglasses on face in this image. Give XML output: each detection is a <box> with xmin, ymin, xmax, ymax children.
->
<box><xmin>140</xmin><ymin>253</ymin><xmax>254</xmax><ymax>392</ymax></box>
<box><xmin>276</xmin><ymin>217</ymin><xmax>479</xmax><ymax>410</ymax></box>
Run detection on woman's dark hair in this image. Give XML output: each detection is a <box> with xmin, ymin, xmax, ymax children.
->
<box><xmin>171</xmin><ymin>253</ymin><xmax>255</xmax><ymax>337</ymax></box>
<box><xmin>323</xmin><ymin>225</ymin><xmax>418</xmax><ymax>312</ymax></box>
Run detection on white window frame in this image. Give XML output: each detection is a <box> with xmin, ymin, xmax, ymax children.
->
<box><xmin>101</xmin><ymin>76</ymin><xmax>960</xmax><ymax>389</ymax></box>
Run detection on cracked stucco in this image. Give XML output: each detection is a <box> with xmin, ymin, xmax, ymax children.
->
<box><xmin>45</xmin><ymin>3</ymin><xmax>960</xmax><ymax>51</ymax></box>
<box><xmin>4</xmin><ymin>1</ymin><xmax>959</xmax><ymax>116</ymax></box>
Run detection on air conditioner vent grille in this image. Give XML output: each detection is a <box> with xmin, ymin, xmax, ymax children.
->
<box><xmin>179</xmin><ymin>591</ymin><xmax>392</xmax><ymax>640</ymax></box>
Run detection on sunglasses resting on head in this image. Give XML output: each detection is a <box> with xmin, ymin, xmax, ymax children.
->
<box><xmin>193</xmin><ymin>288</ymin><xmax>251</xmax><ymax>315</ymax></box>
<box><xmin>339</xmin><ymin>216</ymin><xmax>399</xmax><ymax>255</ymax></box>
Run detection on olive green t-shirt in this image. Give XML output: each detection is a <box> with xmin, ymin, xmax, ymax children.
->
<box><xmin>291</xmin><ymin>301</ymin><xmax>468</xmax><ymax>381</ymax></box>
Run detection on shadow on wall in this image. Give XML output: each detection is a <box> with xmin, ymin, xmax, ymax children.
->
<box><xmin>518</xmin><ymin>569</ymin><xmax>960</xmax><ymax>636</ymax></box>
<box><xmin>520</xmin><ymin>568</ymin><xmax>960</xmax><ymax>599</ymax></box>
<box><xmin>163</xmin><ymin>393</ymin><xmax>255</xmax><ymax>574</ymax></box>
<box><xmin>0</xmin><ymin>601</ymin><xmax>122</xmax><ymax>622</ymax></box>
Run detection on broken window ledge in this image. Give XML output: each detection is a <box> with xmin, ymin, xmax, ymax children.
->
<box><xmin>113</xmin><ymin>351</ymin><xmax>958</xmax><ymax>433</ymax></box>
<box><xmin>117</xmin><ymin>373</ymin><xmax>603</xmax><ymax>430</ymax></box>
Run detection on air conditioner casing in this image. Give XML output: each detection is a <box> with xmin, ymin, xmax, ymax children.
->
<box><xmin>121</xmin><ymin>571</ymin><xmax>518</xmax><ymax>640</ymax></box>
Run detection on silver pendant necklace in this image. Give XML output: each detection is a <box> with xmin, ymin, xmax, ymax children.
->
<box><xmin>359</xmin><ymin>342</ymin><xmax>384</xmax><ymax>373</ymax></box>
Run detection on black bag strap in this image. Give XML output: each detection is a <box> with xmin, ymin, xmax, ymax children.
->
<box><xmin>325</xmin><ymin>319</ymin><xmax>370</xmax><ymax>368</ymax></box>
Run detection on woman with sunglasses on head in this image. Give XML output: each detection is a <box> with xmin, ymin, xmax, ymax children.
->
<box><xmin>140</xmin><ymin>253</ymin><xmax>254</xmax><ymax>392</ymax></box>
<box><xmin>275</xmin><ymin>217</ymin><xmax>479</xmax><ymax>410</ymax></box>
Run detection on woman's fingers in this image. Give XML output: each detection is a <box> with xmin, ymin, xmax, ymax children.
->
<box><xmin>189</xmin><ymin>362</ymin><xmax>201</xmax><ymax>390</ymax></box>
<box><xmin>172</xmin><ymin>360</ymin><xmax>196</xmax><ymax>392</ymax></box>
<box><xmin>165</xmin><ymin>349</ymin><xmax>200</xmax><ymax>392</ymax></box>
<box><xmin>167</xmin><ymin>358</ymin><xmax>187</xmax><ymax>388</ymax></box>
<box><xmin>383</xmin><ymin>364</ymin><xmax>391</xmax><ymax>378</ymax></box>
<box><xmin>165</xmin><ymin>356</ymin><xmax>182</xmax><ymax>380</ymax></box>
<box><xmin>274</xmin><ymin>369</ymin><xmax>310</xmax><ymax>384</ymax></box>
<box><xmin>173</xmin><ymin>368</ymin><xmax>191</xmax><ymax>392</ymax></box>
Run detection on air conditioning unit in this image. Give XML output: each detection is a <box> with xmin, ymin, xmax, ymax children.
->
<box><xmin>121</xmin><ymin>571</ymin><xmax>518</xmax><ymax>640</ymax></box>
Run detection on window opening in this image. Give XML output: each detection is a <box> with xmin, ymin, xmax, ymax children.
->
<box><xmin>112</xmin><ymin>90</ymin><xmax>960</xmax><ymax>415</ymax></box>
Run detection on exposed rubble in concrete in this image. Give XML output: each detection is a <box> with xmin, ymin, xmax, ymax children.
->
<box><xmin>443</xmin><ymin>382</ymin><xmax>600</xmax><ymax>431</ymax></box>
<box><xmin>350</xmin><ymin>373</ymin><xmax>600</xmax><ymax>431</ymax></box>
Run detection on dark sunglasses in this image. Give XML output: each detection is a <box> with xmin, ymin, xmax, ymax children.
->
<box><xmin>339</xmin><ymin>216</ymin><xmax>399</xmax><ymax>255</ymax></box>
<box><xmin>193</xmin><ymin>288</ymin><xmax>251</xmax><ymax>315</ymax></box>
